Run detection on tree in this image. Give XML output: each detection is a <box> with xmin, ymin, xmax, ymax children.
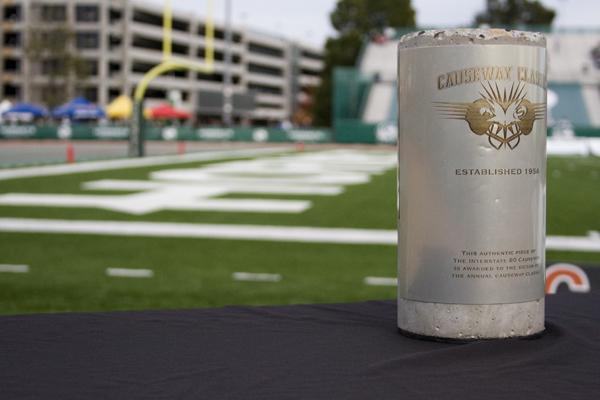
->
<box><xmin>25</xmin><ymin>26</ymin><xmax>90</xmax><ymax>108</ymax></box>
<box><xmin>313</xmin><ymin>0</ymin><xmax>415</xmax><ymax>127</ymax></box>
<box><xmin>475</xmin><ymin>0</ymin><xmax>556</xmax><ymax>26</ymax></box>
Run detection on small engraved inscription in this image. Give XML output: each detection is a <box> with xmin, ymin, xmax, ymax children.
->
<box><xmin>451</xmin><ymin>248</ymin><xmax>542</xmax><ymax>281</ymax></box>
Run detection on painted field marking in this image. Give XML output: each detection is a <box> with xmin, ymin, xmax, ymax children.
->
<box><xmin>83</xmin><ymin>179</ymin><xmax>344</xmax><ymax>196</ymax></box>
<box><xmin>0</xmin><ymin>264</ymin><xmax>29</xmax><ymax>273</ymax></box>
<box><xmin>546</xmin><ymin>231</ymin><xmax>600</xmax><ymax>252</ymax></box>
<box><xmin>106</xmin><ymin>268</ymin><xmax>154</xmax><ymax>278</ymax></box>
<box><xmin>0</xmin><ymin>147</ymin><xmax>287</xmax><ymax>181</ymax></box>
<box><xmin>0</xmin><ymin>193</ymin><xmax>312</xmax><ymax>214</ymax></box>
<box><xmin>232</xmin><ymin>272</ymin><xmax>282</xmax><ymax>282</ymax></box>
<box><xmin>0</xmin><ymin>218</ymin><xmax>395</xmax><ymax>245</ymax></box>
<box><xmin>364</xmin><ymin>277</ymin><xmax>397</xmax><ymax>286</ymax></box>
<box><xmin>1</xmin><ymin>218</ymin><xmax>600</xmax><ymax>253</ymax></box>
<box><xmin>0</xmin><ymin>150</ymin><xmax>395</xmax><ymax>215</ymax></box>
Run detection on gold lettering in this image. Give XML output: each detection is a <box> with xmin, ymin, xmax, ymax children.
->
<box><xmin>466</xmin><ymin>68</ymin><xmax>473</xmax><ymax>83</ymax></box>
<box><xmin>438</xmin><ymin>74</ymin><xmax>446</xmax><ymax>90</ymax></box>
<box><xmin>437</xmin><ymin>66</ymin><xmax>539</xmax><ymax>90</ymax></box>
<box><xmin>447</xmin><ymin>72</ymin><xmax>456</xmax><ymax>87</ymax></box>
<box><xmin>482</xmin><ymin>67</ymin><xmax>495</xmax><ymax>80</ymax></box>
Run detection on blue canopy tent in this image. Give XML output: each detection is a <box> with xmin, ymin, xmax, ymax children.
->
<box><xmin>53</xmin><ymin>97</ymin><xmax>105</xmax><ymax>120</ymax></box>
<box><xmin>2</xmin><ymin>103</ymin><xmax>48</xmax><ymax>121</ymax></box>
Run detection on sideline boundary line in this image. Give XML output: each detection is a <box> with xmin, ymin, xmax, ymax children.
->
<box><xmin>0</xmin><ymin>147</ymin><xmax>289</xmax><ymax>182</ymax></box>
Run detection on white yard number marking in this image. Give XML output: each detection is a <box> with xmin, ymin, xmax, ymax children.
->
<box><xmin>232</xmin><ymin>272</ymin><xmax>282</xmax><ymax>282</ymax></box>
<box><xmin>0</xmin><ymin>264</ymin><xmax>30</xmax><ymax>273</ymax></box>
<box><xmin>0</xmin><ymin>150</ymin><xmax>396</xmax><ymax>214</ymax></box>
<box><xmin>106</xmin><ymin>268</ymin><xmax>154</xmax><ymax>278</ymax></box>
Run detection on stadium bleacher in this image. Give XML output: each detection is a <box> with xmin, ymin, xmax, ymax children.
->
<box><xmin>335</xmin><ymin>28</ymin><xmax>600</xmax><ymax>143</ymax></box>
<box><xmin>549</xmin><ymin>83</ymin><xmax>593</xmax><ymax>126</ymax></box>
<box><xmin>362</xmin><ymin>82</ymin><xmax>395</xmax><ymax>123</ymax></box>
<box><xmin>547</xmin><ymin>32</ymin><xmax>600</xmax><ymax>127</ymax></box>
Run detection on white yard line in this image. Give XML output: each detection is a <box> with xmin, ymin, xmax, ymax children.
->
<box><xmin>0</xmin><ymin>147</ymin><xmax>288</xmax><ymax>181</ymax></box>
<box><xmin>0</xmin><ymin>218</ymin><xmax>599</xmax><ymax>252</ymax></box>
<box><xmin>106</xmin><ymin>268</ymin><xmax>154</xmax><ymax>278</ymax></box>
<box><xmin>0</xmin><ymin>264</ymin><xmax>29</xmax><ymax>273</ymax></box>
<box><xmin>0</xmin><ymin>218</ymin><xmax>396</xmax><ymax>245</ymax></box>
<box><xmin>364</xmin><ymin>277</ymin><xmax>397</xmax><ymax>286</ymax></box>
<box><xmin>546</xmin><ymin>235</ymin><xmax>600</xmax><ymax>252</ymax></box>
<box><xmin>232</xmin><ymin>272</ymin><xmax>282</xmax><ymax>282</ymax></box>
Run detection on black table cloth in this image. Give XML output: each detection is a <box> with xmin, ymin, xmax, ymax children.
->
<box><xmin>1</xmin><ymin>268</ymin><xmax>599</xmax><ymax>399</ymax></box>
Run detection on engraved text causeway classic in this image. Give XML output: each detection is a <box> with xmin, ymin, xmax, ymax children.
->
<box><xmin>433</xmin><ymin>66</ymin><xmax>546</xmax><ymax>150</ymax></box>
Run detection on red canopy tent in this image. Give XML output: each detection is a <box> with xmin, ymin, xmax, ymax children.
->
<box><xmin>145</xmin><ymin>104</ymin><xmax>191</xmax><ymax>120</ymax></box>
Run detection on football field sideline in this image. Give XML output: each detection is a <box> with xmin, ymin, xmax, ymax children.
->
<box><xmin>1</xmin><ymin>148</ymin><xmax>599</xmax><ymax>314</ymax></box>
<box><xmin>0</xmin><ymin>146</ymin><xmax>288</xmax><ymax>181</ymax></box>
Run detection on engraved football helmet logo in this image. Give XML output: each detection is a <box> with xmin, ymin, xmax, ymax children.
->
<box><xmin>434</xmin><ymin>82</ymin><xmax>545</xmax><ymax>149</ymax></box>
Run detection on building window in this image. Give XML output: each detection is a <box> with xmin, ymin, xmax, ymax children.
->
<box><xmin>132</xmin><ymin>61</ymin><xmax>155</xmax><ymax>74</ymax></box>
<box><xmin>300</xmin><ymin>68</ymin><xmax>320</xmax><ymax>77</ymax></box>
<box><xmin>76</xmin><ymin>5</ymin><xmax>100</xmax><ymax>22</ymax></box>
<box><xmin>197</xmin><ymin>48</ymin><xmax>241</xmax><ymax>63</ymax></box>
<box><xmin>197</xmin><ymin>72</ymin><xmax>224</xmax><ymax>83</ymax></box>
<box><xmin>171</xmin><ymin>42</ymin><xmax>189</xmax><ymax>55</ymax></box>
<box><xmin>248</xmin><ymin>83</ymin><xmax>283</xmax><ymax>95</ymax></box>
<box><xmin>145</xmin><ymin>88</ymin><xmax>167</xmax><ymax>99</ymax></box>
<box><xmin>41</xmin><ymin>59</ymin><xmax>64</xmax><ymax>75</ymax></box>
<box><xmin>41</xmin><ymin>86</ymin><xmax>66</xmax><ymax>104</ymax></box>
<box><xmin>3</xmin><ymin>83</ymin><xmax>21</xmax><ymax>98</ymax></box>
<box><xmin>248</xmin><ymin>42</ymin><xmax>284</xmax><ymax>58</ymax></box>
<box><xmin>3</xmin><ymin>32</ymin><xmax>21</xmax><ymax>47</ymax></box>
<box><xmin>166</xmin><ymin>70</ymin><xmax>188</xmax><ymax>79</ymax></box>
<box><xmin>82</xmin><ymin>87</ymin><xmax>98</xmax><ymax>102</ymax></box>
<box><xmin>108</xmin><ymin>88</ymin><xmax>121</xmax><ymax>100</ymax></box>
<box><xmin>132</xmin><ymin>8</ymin><xmax>189</xmax><ymax>31</ymax></box>
<box><xmin>199</xmin><ymin>26</ymin><xmax>242</xmax><ymax>43</ymax></box>
<box><xmin>132</xmin><ymin>10</ymin><xmax>162</xmax><ymax>28</ymax></box>
<box><xmin>132</xmin><ymin>35</ymin><xmax>187</xmax><ymax>55</ymax></box>
<box><xmin>132</xmin><ymin>35</ymin><xmax>162</xmax><ymax>52</ymax></box>
<box><xmin>76</xmin><ymin>32</ymin><xmax>100</xmax><ymax>49</ymax></box>
<box><xmin>3</xmin><ymin>58</ymin><xmax>20</xmax><ymax>72</ymax></box>
<box><xmin>41</xmin><ymin>5</ymin><xmax>67</xmax><ymax>22</ymax></box>
<box><xmin>301</xmin><ymin>50</ymin><xmax>322</xmax><ymax>61</ymax></box>
<box><xmin>172</xmin><ymin>18</ymin><xmax>189</xmax><ymax>32</ymax></box>
<box><xmin>82</xmin><ymin>60</ymin><xmax>98</xmax><ymax>76</ymax></box>
<box><xmin>109</xmin><ymin>8</ymin><xmax>122</xmax><ymax>24</ymax></box>
<box><xmin>248</xmin><ymin>63</ymin><xmax>283</xmax><ymax>77</ymax></box>
<box><xmin>109</xmin><ymin>35</ymin><xmax>122</xmax><ymax>50</ymax></box>
<box><xmin>109</xmin><ymin>62</ymin><xmax>121</xmax><ymax>76</ymax></box>
<box><xmin>3</xmin><ymin>5</ymin><xmax>21</xmax><ymax>21</ymax></box>
<box><xmin>257</xmin><ymin>103</ymin><xmax>282</xmax><ymax>110</ymax></box>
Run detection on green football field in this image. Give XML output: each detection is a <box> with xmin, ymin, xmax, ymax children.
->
<box><xmin>0</xmin><ymin>146</ymin><xmax>599</xmax><ymax>315</ymax></box>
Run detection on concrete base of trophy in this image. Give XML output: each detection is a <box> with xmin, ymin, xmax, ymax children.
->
<box><xmin>398</xmin><ymin>298</ymin><xmax>545</xmax><ymax>341</ymax></box>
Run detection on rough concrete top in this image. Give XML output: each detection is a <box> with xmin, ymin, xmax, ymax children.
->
<box><xmin>398</xmin><ymin>28</ymin><xmax>546</xmax><ymax>49</ymax></box>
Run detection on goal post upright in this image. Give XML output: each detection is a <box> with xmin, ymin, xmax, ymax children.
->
<box><xmin>129</xmin><ymin>0</ymin><xmax>216</xmax><ymax>157</ymax></box>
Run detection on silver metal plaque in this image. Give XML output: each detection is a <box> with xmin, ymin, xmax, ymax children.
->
<box><xmin>398</xmin><ymin>44</ymin><xmax>547</xmax><ymax>304</ymax></box>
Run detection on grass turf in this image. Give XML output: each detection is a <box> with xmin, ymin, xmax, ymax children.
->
<box><xmin>0</xmin><ymin>153</ymin><xmax>598</xmax><ymax>315</ymax></box>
